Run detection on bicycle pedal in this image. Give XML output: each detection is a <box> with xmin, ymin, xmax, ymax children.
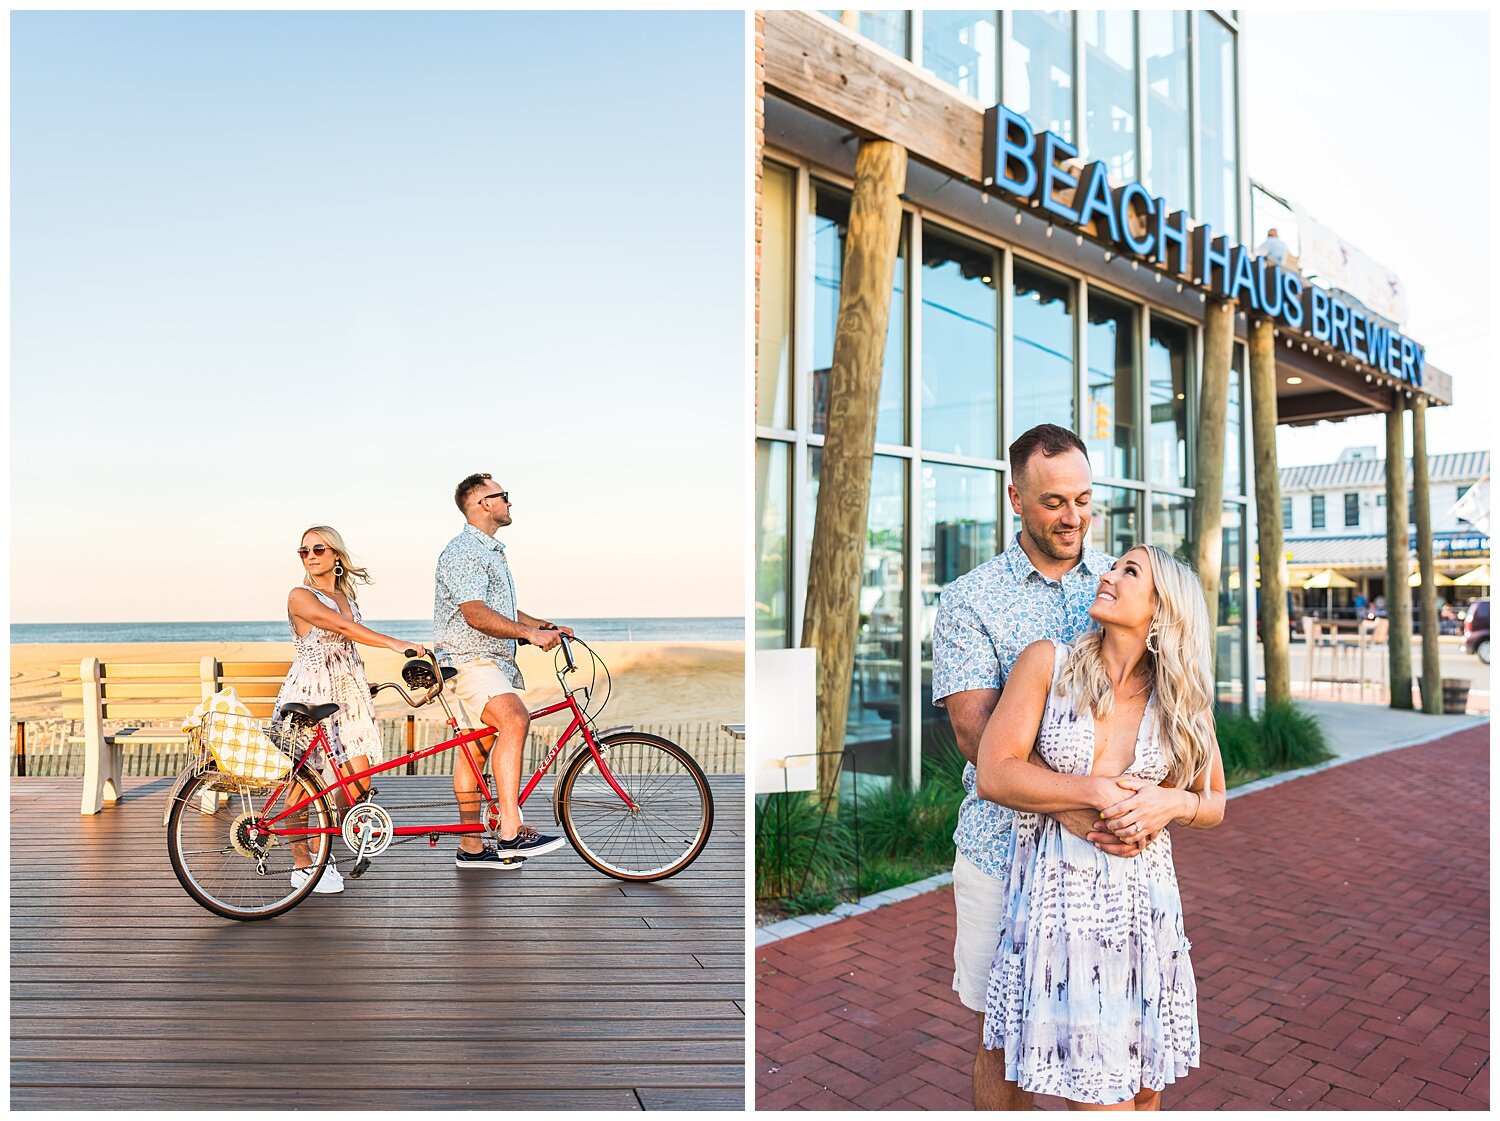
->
<box><xmin>350</xmin><ymin>858</ymin><xmax>371</xmax><ymax>879</ymax></box>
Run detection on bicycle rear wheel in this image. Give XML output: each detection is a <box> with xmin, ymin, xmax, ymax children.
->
<box><xmin>556</xmin><ymin>732</ymin><xmax>713</xmax><ymax>882</ymax></box>
<box><xmin>166</xmin><ymin>768</ymin><xmax>333</xmax><ymax>921</ymax></box>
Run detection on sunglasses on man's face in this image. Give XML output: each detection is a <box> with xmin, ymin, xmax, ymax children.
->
<box><xmin>297</xmin><ymin>545</ymin><xmax>331</xmax><ymax>558</ymax></box>
<box><xmin>481</xmin><ymin>491</ymin><xmax>510</xmax><ymax>504</ymax></box>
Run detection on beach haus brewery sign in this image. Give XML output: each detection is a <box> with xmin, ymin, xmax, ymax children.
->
<box><xmin>983</xmin><ymin>104</ymin><xmax>1426</xmax><ymax>387</ymax></box>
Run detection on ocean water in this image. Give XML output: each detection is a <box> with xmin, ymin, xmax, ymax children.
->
<box><xmin>11</xmin><ymin>617</ymin><xmax>743</xmax><ymax>645</ymax></box>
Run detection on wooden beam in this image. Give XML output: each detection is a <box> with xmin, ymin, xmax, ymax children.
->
<box><xmin>1192</xmin><ymin>298</ymin><xmax>1235</xmax><ymax>637</ymax></box>
<box><xmin>1385</xmin><ymin>402</ymin><xmax>1413</xmax><ymax>709</ymax></box>
<box><xmin>1249</xmin><ymin>317</ymin><xmax>1291</xmax><ymax>707</ymax></box>
<box><xmin>1411</xmin><ymin>397</ymin><xmax>1443</xmax><ymax>713</ymax></box>
<box><xmin>800</xmin><ymin>138</ymin><xmax>908</xmax><ymax>802</ymax></box>
<box><xmin>763</xmin><ymin>10</ymin><xmax>982</xmax><ymax>183</ymax></box>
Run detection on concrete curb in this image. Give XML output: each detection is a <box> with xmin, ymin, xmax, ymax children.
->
<box><xmin>754</xmin><ymin>716</ymin><xmax>1490</xmax><ymax>945</ymax></box>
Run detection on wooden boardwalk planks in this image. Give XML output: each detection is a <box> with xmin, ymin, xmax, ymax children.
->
<box><xmin>10</xmin><ymin>774</ymin><xmax>746</xmax><ymax>1111</ymax></box>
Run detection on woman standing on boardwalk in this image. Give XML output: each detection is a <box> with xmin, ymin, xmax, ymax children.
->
<box><xmin>976</xmin><ymin>545</ymin><xmax>1227</xmax><ymax>1109</ymax></box>
<box><xmin>276</xmin><ymin>525</ymin><xmax>427</xmax><ymax>895</ymax></box>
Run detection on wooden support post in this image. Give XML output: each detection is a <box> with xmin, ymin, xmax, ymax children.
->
<box><xmin>406</xmin><ymin>714</ymin><xmax>417</xmax><ymax>775</ymax></box>
<box><xmin>79</xmin><ymin>657</ymin><xmax>122</xmax><ymax>815</ymax></box>
<box><xmin>800</xmin><ymin>138</ymin><xmax>907</xmax><ymax>804</ymax></box>
<box><xmin>1411</xmin><ymin>397</ymin><xmax>1442</xmax><ymax>712</ymax></box>
<box><xmin>1192</xmin><ymin>298</ymin><xmax>1235</xmax><ymax>636</ymax></box>
<box><xmin>14</xmin><ymin>721</ymin><xmax>25</xmax><ymax>779</ymax></box>
<box><xmin>1384</xmin><ymin>401</ymin><xmax>1414</xmax><ymax>709</ymax></box>
<box><xmin>1248</xmin><ymin>318</ymin><xmax>1290</xmax><ymax>707</ymax></box>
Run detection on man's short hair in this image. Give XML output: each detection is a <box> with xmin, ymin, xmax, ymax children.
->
<box><xmin>1009</xmin><ymin>424</ymin><xmax>1088</xmax><ymax>484</ymax></box>
<box><xmin>454</xmin><ymin>473</ymin><xmax>494</xmax><ymax>513</ymax></box>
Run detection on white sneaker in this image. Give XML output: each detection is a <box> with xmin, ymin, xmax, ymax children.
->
<box><xmin>291</xmin><ymin>865</ymin><xmax>345</xmax><ymax>895</ymax></box>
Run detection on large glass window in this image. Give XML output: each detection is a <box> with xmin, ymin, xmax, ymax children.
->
<box><xmin>758</xmin><ymin>162</ymin><xmax>795</xmax><ymax>430</ymax></box>
<box><xmin>1224</xmin><ymin>344</ymin><xmax>1244</xmax><ymax>495</ymax></box>
<box><xmin>1199</xmin><ymin>13</ymin><xmax>1239</xmax><ymax>238</ymax></box>
<box><xmin>810</xmin><ymin>450</ymin><xmax>909</xmax><ymax>776</ymax></box>
<box><xmin>822</xmin><ymin>10</ymin><xmax>910</xmax><ymax>58</ymax></box>
<box><xmin>755</xmin><ymin>441</ymin><xmax>791</xmax><ymax>649</ymax></box>
<box><xmin>811</xmin><ymin>184</ymin><xmax>906</xmax><ymax>445</ymax></box>
<box><xmin>1217</xmin><ymin>504</ymin><xmax>1245</xmax><ymax>709</ymax></box>
<box><xmin>1344</xmin><ymin>493</ymin><xmax>1360</xmax><ymax>527</ymax></box>
<box><xmin>1312</xmin><ymin>494</ymin><xmax>1325</xmax><ymax>529</ymax></box>
<box><xmin>1006</xmin><ymin>10</ymin><xmax>1073</xmax><ymax>141</ymax></box>
<box><xmin>1282</xmin><ymin>496</ymin><xmax>1292</xmax><ymax>530</ymax></box>
<box><xmin>1082</xmin><ymin>10</ymin><xmax>1136</xmax><ymax>182</ymax></box>
<box><xmin>1089</xmin><ymin>485</ymin><xmax>1141</xmax><ymax>559</ymax></box>
<box><xmin>1141</xmin><ymin>11</ymin><xmax>1190</xmax><ymax>209</ymax></box>
<box><xmin>922</xmin><ymin>228</ymin><xmax>998</xmax><ymax>459</ymax></box>
<box><xmin>1011</xmin><ymin>263</ymin><xmax>1076</xmax><ymax>443</ymax></box>
<box><xmin>1085</xmin><ymin>292</ymin><xmax>1138</xmax><ymax>480</ymax></box>
<box><xmin>923</xmin><ymin>11</ymin><xmax>998</xmax><ymax>105</ymax></box>
<box><xmin>1151</xmin><ymin>493</ymin><xmax>1190</xmax><ymax>562</ymax></box>
<box><xmin>1147</xmin><ymin>316</ymin><xmax>1190</xmax><ymax>489</ymax></box>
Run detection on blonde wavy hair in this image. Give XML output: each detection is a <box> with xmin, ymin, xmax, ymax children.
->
<box><xmin>300</xmin><ymin>525</ymin><xmax>372</xmax><ymax>603</ymax></box>
<box><xmin>1055</xmin><ymin>544</ymin><xmax>1214</xmax><ymax>790</ymax></box>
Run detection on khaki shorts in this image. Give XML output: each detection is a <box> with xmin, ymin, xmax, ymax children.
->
<box><xmin>449</xmin><ymin>660</ymin><xmax>522</xmax><ymax>726</ymax></box>
<box><xmin>951</xmin><ymin>849</ymin><xmax>1010</xmax><ymax>1013</ymax></box>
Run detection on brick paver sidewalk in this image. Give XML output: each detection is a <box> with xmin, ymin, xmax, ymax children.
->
<box><xmin>756</xmin><ymin>726</ymin><xmax>1489</xmax><ymax>1110</ymax></box>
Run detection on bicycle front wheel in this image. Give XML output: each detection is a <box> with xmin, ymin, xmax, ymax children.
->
<box><xmin>166</xmin><ymin>768</ymin><xmax>334</xmax><ymax>921</ymax></box>
<box><xmin>557</xmin><ymin>732</ymin><xmax>713</xmax><ymax>882</ymax></box>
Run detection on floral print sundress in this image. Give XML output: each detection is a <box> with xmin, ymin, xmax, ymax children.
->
<box><xmin>273</xmin><ymin>586</ymin><xmax>383</xmax><ymax>772</ymax></box>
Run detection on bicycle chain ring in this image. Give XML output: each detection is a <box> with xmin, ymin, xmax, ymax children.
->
<box><xmin>341</xmin><ymin>803</ymin><xmax>394</xmax><ymax>858</ymax></box>
<box><xmin>228</xmin><ymin>811</ymin><xmax>271</xmax><ymax>860</ymax></box>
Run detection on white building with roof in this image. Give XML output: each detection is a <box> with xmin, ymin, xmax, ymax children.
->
<box><xmin>1280</xmin><ymin>447</ymin><xmax>1489</xmax><ymax>613</ymax></box>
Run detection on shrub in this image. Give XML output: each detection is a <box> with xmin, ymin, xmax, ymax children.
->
<box><xmin>1257</xmin><ymin>700</ymin><xmax>1332</xmax><ymax>770</ymax></box>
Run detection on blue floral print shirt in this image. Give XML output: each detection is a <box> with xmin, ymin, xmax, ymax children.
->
<box><xmin>931</xmin><ymin>539</ymin><xmax>1113</xmax><ymax>878</ymax></box>
<box><xmin>433</xmin><ymin>524</ymin><xmax>524</xmax><ymax>688</ymax></box>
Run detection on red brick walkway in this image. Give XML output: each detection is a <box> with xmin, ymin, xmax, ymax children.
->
<box><xmin>756</xmin><ymin>726</ymin><xmax>1489</xmax><ymax>1110</ymax></box>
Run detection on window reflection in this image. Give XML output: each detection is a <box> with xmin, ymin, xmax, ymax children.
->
<box><xmin>1199</xmin><ymin>14</ymin><xmax>1239</xmax><ymax>238</ymax></box>
<box><xmin>810</xmin><ymin>451</ymin><xmax>908</xmax><ymax>776</ymax></box>
<box><xmin>755</xmin><ymin>441</ymin><xmax>791</xmax><ymax>649</ymax></box>
<box><xmin>758</xmin><ymin>162</ymin><xmax>795</xmax><ymax>430</ymax></box>
<box><xmin>1141</xmin><ymin>11</ymin><xmax>1190</xmax><ymax>208</ymax></box>
<box><xmin>1086</xmin><ymin>293</ymin><xmax>1138</xmax><ymax>480</ymax></box>
<box><xmin>822</xmin><ymin>10</ymin><xmax>910</xmax><ymax>58</ymax></box>
<box><xmin>922</xmin><ymin>228</ymin><xmax>998</xmax><ymax>459</ymax></box>
<box><xmin>1151</xmin><ymin>492</ymin><xmax>1190</xmax><ymax>563</ymax></box>
<box><xmin>1218</xmin><ymin>505</ymin><xmax>1245</xmax><ymax>709</ymax></box>
<box><xmin>923</xmin><ymin>10</ymin><xmax>997</xmax><ymax>105</ymax></box>
<box><xmin>1007</xmin><ymin>10</ymin><xmax>1073</xmax><ymax>141</ymax></box>
<box><xmin>811</xmin><ymin>184</ymin><xmax>907</xmax><ymax>444</ymax></box>
<box><xmin>1148</xmin><ymin>316</ymin><xmax>1190</xmax><ymax>489</ymax></box>
<box><xmin>1089</xmin><ymin>485</ymin><xmax>1140</xmax><ymax>559</ymax></box>
<box><xmin>1012</xmin><ymin>263</ymin><xmax>1076</xmax><ymax>442</ymax></box>
<box><xmin>1083</xmin><ymin>10</ymin><xmax>1136</xmax><ymax>181</ymax></box>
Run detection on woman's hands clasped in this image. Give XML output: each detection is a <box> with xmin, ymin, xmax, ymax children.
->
<box><xmin>1099</xmin><ymin>777</ymin><xmax>1194</xmax><ymax>843</ymax></box>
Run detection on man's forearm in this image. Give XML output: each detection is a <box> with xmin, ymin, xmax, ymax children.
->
<box><xmin>461</xmin><ymin>601</ymin><xmax>532</xmax><ymax>642</ymax></box>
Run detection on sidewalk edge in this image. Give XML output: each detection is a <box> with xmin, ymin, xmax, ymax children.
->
<box><xmin>754</xmin><ymin>716</ymin><xmax>1489</xmax><ymax>946</ymax></box>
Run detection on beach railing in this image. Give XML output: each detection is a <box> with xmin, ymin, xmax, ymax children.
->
<box><xmin>11</xmin><ymin>717</ymin><xmax>745</xmax><ymax>778</ymax></box>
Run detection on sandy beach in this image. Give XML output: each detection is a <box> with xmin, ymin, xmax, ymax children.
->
<box><xmin>10</xmin><ymin>640</ymin><xmax>744</xmax><ymax>729</ymax></box>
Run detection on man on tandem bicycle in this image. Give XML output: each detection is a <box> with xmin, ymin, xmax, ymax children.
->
<box><xmin>433</xmin><ymin>472</ymin><xmax>572</xmax><ymax>868</ymax></box>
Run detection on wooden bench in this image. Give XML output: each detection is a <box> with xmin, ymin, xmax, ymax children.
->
<box><xmin>59</xmin><ymin>657</ymin><xmax>292</xmax><ymax>815</ymax></box>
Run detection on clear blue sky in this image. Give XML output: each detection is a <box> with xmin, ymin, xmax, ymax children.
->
<box><xmin>11</xmin><ymin>11</ymin><xmax>746</xmax><ymax>623</ymax></box>
<box><xmin>1243</xmin><ymin>10</ymin><xmax>1491</xmax><ymax>470</ymax></box>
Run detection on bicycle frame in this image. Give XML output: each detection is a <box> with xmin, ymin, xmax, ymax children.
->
<box><xmin>256</xmin><ymin>684</ymin><xmax>638</xmax><ymax>841</ymax></box>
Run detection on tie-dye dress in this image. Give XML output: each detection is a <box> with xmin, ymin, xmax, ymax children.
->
<box><xmin>983</xmin><ymin>641</ymin><xmax>1199</xmax><ymax>1105</ymax></box>
<box><xmin>273</xmin><ymin>587</ymin><xmax>384</xmax><ymax>772</ymax></box>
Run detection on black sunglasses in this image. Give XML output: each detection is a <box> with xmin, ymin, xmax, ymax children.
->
<box><xmin>481</xmin><ymin>491</ymin><xmax>510</xmax><ymax>504</ymax></box>
<box><xmin>297</xmin><ymin>544</ymin><xmax>331</xmax><ymax>558</ymax></box>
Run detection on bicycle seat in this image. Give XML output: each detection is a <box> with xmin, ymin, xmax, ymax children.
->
<box><xmin>279</xmin><ymin>701</ymin><xmax>340</xmax><ymax>724</ymax></box>
<box><xmin>402</xmin><ymin>660</ymin><xmax>458</xmax><ymax>689</ymax></box>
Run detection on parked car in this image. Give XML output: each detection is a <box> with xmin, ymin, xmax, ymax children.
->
<box><xmin>1463</xmin><ymin>598</ymin><xmax>1489</xmax><ymax>664</ymax></box>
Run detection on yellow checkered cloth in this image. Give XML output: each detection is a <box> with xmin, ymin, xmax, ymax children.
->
<box><xmin>183</xmin><ymin>688</ymin><xmax>293</xmax><ymax>782</ymax></box>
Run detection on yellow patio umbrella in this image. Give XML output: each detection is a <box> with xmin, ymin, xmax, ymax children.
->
<box><xmin>1301</xmin><ymin>568</ymin><xmax>1357</xmax><ymax>589</ymax></box>
<box><xmin>1409</xmin><ymin>567</ymin><xmax>1457</xmax><ymax>587</ymax></box>
<box><xmin>1453</xmin><ymin>563</ymin><xmax>1491</xmax><ymax>586</ymax></box>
